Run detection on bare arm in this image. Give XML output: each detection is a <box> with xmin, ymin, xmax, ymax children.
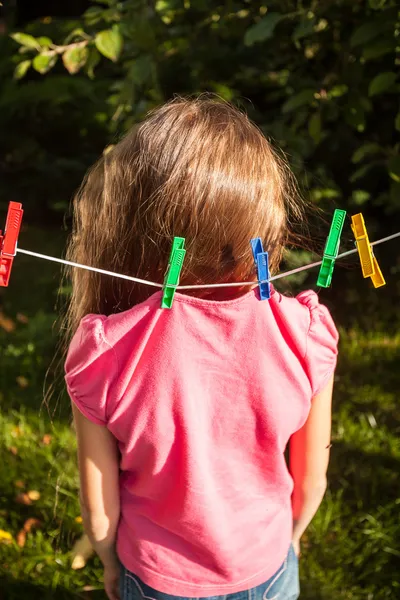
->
<box><xmin>72</xmin><ymin>404</ymin><xmax>120</xmax><ymax>569</ymax></box>
<box><xmin>290</xmin><ymin>375</ymin><xmax>334</xmax><ymax>548</ymax></box>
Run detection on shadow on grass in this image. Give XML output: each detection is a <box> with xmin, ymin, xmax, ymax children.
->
<box><xmin>336</xmin><ymin>336</ymin><xmax>400</xmax><ymax>401</ymax></box>
<box><xmin>298</xmin><ymin>581</ymin><xmax>329</xmax><ymax>600</ymax></box>
<box><xmin>330</xmin><ymin>332</ymin><xmax>400</xmax><ymax>509</ymax></box>
<box><xmin>329</xmin><ymin>439</ymin><xmax>399</xmax><ymax>511</ymax></box>
<box><xmin>326</xmin><ymin>441</ymin><xmax>399</xmax><ymax>594</ymax></box>
<box><xmin>0</xmin><ymin>573</ymin><xmax>105</xmax><ymax>600</ymax></box>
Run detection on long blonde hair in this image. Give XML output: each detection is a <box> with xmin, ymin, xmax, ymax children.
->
<box><xmin>65</xmin><ymin>96</ymin><xmax>305</xmax><ymax>334</ymax></box>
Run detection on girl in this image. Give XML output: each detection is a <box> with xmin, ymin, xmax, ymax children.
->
<box><xmin>65</xmin><ymin>97</ymin><xmax>338</xmax><ymax>600</ymax></box>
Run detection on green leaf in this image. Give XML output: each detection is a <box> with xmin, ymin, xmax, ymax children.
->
<box><xmin>328</xmin><ymin>84</ymin><xmax>348</xmax><ymax>99</ymax></box>
<box><xmin>282</xmin><ymin>89</ymin><xmax>315</xmax><ymax>113</ymax></box>
<box><xmin>368</xmin><ymin>72</ymin><xmax>397</xmax><ymax>97</ymax></box>
<box><xmin>95</xmin><ymin>26</ymin><xmax>123</xmax><ymax>62</ymax></box>
<box><xmin>62</xmin><ymin>46</ymin><xmax>89</xmax><ymax>74</ymax></box>
<box><xmin>155</xmin><ymin>0</ymin><xmax>170</xmax><ymax>12</ymax></box>
<box><xmin>351</xmin><ymin>23</ymin><xmax>377</xmax><ymax>47</ymax></box>
<box><xmin>130</xmin><ymin>55</ymin><xmax>153</xmax><ymax>85</ymax></box>
<box><xmin>211</xmin><ymin>83</ymin><xmax>234</xmax><ymax>102</ymax></box>
<box><xmin>84</xmin><ymin>6</ymin><xmax>104</xmax><ymax>26</ymax></box>
<box><xmin>350</xmin><ymin>163</ymin><xmax>375</xmax><ymax>183</ymax></box>
<box><xmin>388</xmin><ymin>156</ymin><xmax>400</xmax><ymax>183</ymax></box>
<box><xmin>10</xmin><ymin>33</ymin><xmax>40</xmax><ymax>49</ymax></box>
<box><xmin>311</xmin><ymin>188</ymin><xmax>340</xmax><ymax>202</ymax></box>
<box><xmin>308</xmin><ymin>112</ymin><xmax>321</xmax><ymax>144</ymax></box>
<box><xmin>37</xmin><ymin>36</ymin><xmax>52</xmax><ymax>48</ymax></box>
<box><xmin>395</xmin><ymin>112</ymin><xmax>400</xmax><ymax>133</ymax></box>
<box><xmin>122</xmin><ymin>19</ymin><xmax>156</xmax><ymax>51</ymax></box>
<box><xmin>363</xmin><ymin>39</ymin><xmax>396</xmax><ymax>61</ymax></box>
<box><xmin>292</xmin><ymin>17</ymin><xmax>316</xmax><ymax>42</ymax></box>
<box><xmin>368</xmin><ymin>0</ymin><xmax>387</xmax><ymax>9</ymax></box>
<box><xmin>359</xmin><ymin>96</ymin><xmax>373</xmax><ymax>113</ymax></box>
<box><xmin>344</xmin><ymin>102</ymin><xmax>365</xmax><ymax>132</ymax></box>
<box><xmin>350</xmin><ymin>20</ymin><xmax>392</xmax><ymax>47</ymax></box>
<box><xmin>14</xmin><ymin>60</ymin><xmax>31</xmax><ymax>80</ymax></box>
<box><xmin>85</xmin><ymin>48</ymin><xmax>101</xmax><ymax>79</ymax></box>
<box><xmin>352</xmin><ymin>143</ymin><xmax>383</xmax><ymax>163</ymax></box>
<box><xmin>64</xmin><ymin>28</ymin><xmax>86</xmax><ymax>44</ymax></box>
<box><xmin>351</xmin><ymin>190</ymin><xmax>371</xmax><ymax>205</ymax></box>
<box><xmin>32</xmin><ymin>53</ymin><xmax>58</xmax><ymax>74</ymax></box>
<box><xmin>244</xmin><ymin>13</ymin><xmax>284</xmax><ymax>46</ymax></box>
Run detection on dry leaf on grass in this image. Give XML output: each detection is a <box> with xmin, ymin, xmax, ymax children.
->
<box><xmin>11</xmin><ymin>426</ymin><xmax>22</xmax><ymax>438</ymax></box>
<box><xmin>27</xmin><ymin>490</ymin><xmax>40</xmax><ymax>501</ymax></box>
<box><xmin>14</xmin><ymin>480</ymin><xmax>25</xmax><ymax>489</ymax></box>
<box><xmin>23</xmin><ymin>518</ymin><xmax>42</xmax><ymax>532</ymax></box>
<box><xmin>16</xmin><ymin>313</ymin><xmax>29</xmax><ymax>324</ymax></box>
<box><xmin>9</xmin><ymin>446</ymin><xmax>18</xmax><ymax>455</ymax></box>
<box><xmin>16</xmin><ymin>530</ymin><xmax>26</xmax><ymax>548</ymax></box>
<box><xmin>42</xmin><ymin>434</ymin><xmax>52</xmax><ymax>445</ymax></box>
<box><xmin>15</xmin><ymin>493</ymin><xmax>32</xmax><ymax>505</ymax></box>
<box><xmin>16</xmin><ymin>519</ymin><xmax>42</xmax><ymax>548</ymax></box>
<box><xmin>0</xmin><ymin>312</ymin><xmax>15</xmax><ymax>332</ymax></box>
<box><xmin>71</xmin><ymin>533</ymin><xmax>94</xmax><ymax>570</ymax></box>
<box><xmin>16</xmin><ymin>376</ymin><xmax>29</xmax><ymax>388</ymax></box>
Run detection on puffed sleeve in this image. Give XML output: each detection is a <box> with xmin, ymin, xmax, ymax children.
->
<box><xmin>297</xmin><ymin>290</ymin><xmax>339</xmax><ymax>397</ymax></box>
<box><xmin>65</xmin><ymin>314</ymin><xmax>118</xmax><ymax>425</ymax></box>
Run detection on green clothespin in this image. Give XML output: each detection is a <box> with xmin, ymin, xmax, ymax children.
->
<box><xmin>317</xmin><ymin>209</ymin><xmax>346</xmax><ymax>288</ymax></box>
<box><xmin>161</xmin><ymin>237</ymin><xmax>186</xmax><ymax>309</ymax></box>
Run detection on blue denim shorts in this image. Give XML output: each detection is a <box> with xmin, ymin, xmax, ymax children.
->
<box><xmin>120</xmin><ymin>544</ymin><xmax>299</xmax><ymax>600</ymax></box>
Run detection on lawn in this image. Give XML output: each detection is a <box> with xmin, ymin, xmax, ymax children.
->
<box><xmin>0</xmin><ymin>228</ymin><xmax>399</xmax><ymax>599</ymax></box>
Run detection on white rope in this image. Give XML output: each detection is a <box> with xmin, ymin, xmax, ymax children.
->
<box><xmin>15</xmin><ymin>231</ymin><xmax>400</xmax><ymax>290</ymax></box>
<box><xmin>15</xmin><ymin>249</ymin><xmax>163</xmax><ymax>288</ymax></box>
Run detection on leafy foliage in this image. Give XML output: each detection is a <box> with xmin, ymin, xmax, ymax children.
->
<box><xmin>244</xmin><ymin>12</ymin><xmax>284</xmax><ymax>46</ymax></box>
<box><xmin>5</xmin><ymin>0</ymin><xmax>400</xmax><ymax>226</ymax></box>
<box><xmin>95</xmin><ymin>26</ymin><xmax>123</xmax><ymax>62</ymax></box>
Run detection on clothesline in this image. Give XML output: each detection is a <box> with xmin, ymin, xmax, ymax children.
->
<box><xmin>15</xmin><ymin>231</ymin><xmax>400</xmax><ymax>291</ymax></box>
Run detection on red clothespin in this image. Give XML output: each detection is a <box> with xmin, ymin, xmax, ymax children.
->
<box><xmin>0</xmin><ymin>202</ymin><xmax>24</xmax><ymax>287</ymax></box>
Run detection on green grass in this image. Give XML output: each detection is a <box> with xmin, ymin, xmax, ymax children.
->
<box><xmin>1</xmin><ymin>228</ymin><xmax>399</xmax><ymax>599</ymax></box>
<box><xmin>300</xmin><ymin>330</ymin><xmax>400</xmax><ymax>599</ymax></box>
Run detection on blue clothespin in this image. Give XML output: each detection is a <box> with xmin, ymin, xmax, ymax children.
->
<box><xmin>251</xmin><ymin>238</ymin><xmax>270</xmax><ymax>301</ymax></box>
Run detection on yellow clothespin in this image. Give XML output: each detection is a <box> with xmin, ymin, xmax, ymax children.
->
<box><xmin>351</xmin><ymin>214</ymin><xmax>385</xmax><ymax>288</ymax></box>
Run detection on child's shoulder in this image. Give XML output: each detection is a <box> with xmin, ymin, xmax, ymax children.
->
<box><xmin>293</xmin><ymin>289</ymin><xmax>338</xmax><ymax>339</ymax></box>
<box><xmin>272</xmin><ymin>287</ymin><xmax>339</xmax><ymax>366</ymax></box>
<box><xmin>65</xmin><ymin>293</ymin><xmax>163</xmax><ymax>424</ymax></box>
<box><xmin>274</xmin><ymin>289</ymin><xmax>339</xmax><ymax>395</ymax></box>
<box><xmin>67</xmin><ymin>292</ymin><xmax>161</xmax><ymax>365</ymax></box>
<box><xmin>273</xmin><ymin>288</ymin><xmax>335</xmax><ymax>323</ymax></box>
<box><xmin>102</xmin><ymin>291</ymin><xmax>162</xmax><ymax>340</ymax></box>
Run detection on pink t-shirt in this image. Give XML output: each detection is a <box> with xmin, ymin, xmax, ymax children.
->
<box><xmin>65</xmin><ymin>287</ymin><xmax>338</xmax><ymax>596</ymax></box>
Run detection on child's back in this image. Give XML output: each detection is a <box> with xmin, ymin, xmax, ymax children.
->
<box><xmin>66</xmin><ymin>287</ymin><xmax>337</xmax><ymax>595</ymax></box>
<box><xmin>65</xmin><ymin>98</ymin><xmax>338</xmax><ymax>600</ymax></box>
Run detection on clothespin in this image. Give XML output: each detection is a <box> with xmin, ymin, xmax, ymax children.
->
<box><xmin>351</xmin><ymin>213</ymin><xmax>385</xmax><ymax>288</ymax></box>
<box><xmin>317</xmin><ymin>209</ymin><xmax>346</xmax><ymax>288</ymax></box>
<box><xmin>161</xmin><ymin>237</ymin><xmax>186</xmax><ymax>308</ymax></box>
<box><xmin>0</xmin><ymin>202</ymin><xmax>24</xmax><ymax>287</ymax></box>
<box><xmin>250</xmin><ymin>238</ymin><xmax>270</xmax><ymax>300</ymax></box>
